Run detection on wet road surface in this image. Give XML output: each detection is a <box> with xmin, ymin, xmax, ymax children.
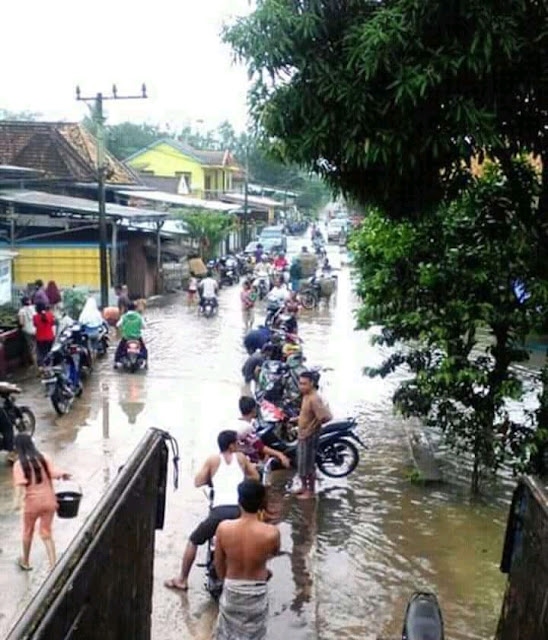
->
<box><xmin>0</xmin><ymin>232</ymin><xmax>516</xmax><ymax>639</ymax></box>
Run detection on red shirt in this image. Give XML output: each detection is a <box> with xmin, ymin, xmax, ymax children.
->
<box><xmin>33</xmin><ymin>311</ymin><xmax>55</xmax><ymax>342</ymax></box>
<box><xmin>274</xmin><ymin>257</ymin><xmax>288</xmax><ymax>270</ymax></box>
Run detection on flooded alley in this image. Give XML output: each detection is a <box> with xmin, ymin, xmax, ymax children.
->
<box><xmin>0</xmin><ymin>236</ymin><xmax>509</xmax><ymax>640</ymax></box>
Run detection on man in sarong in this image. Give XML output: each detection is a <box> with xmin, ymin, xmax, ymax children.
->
<box><xmin>214</xmin><ymin>480</ymin><xmax>280</xmax><ymax>640</ymax></box>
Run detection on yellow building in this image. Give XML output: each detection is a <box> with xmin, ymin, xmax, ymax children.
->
<box><xmin>125</xmin><ymin>139</ymin><xmax>241</xmax><ymax>200</ymax></box>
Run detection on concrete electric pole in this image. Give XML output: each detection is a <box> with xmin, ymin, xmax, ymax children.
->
<box><xmin>76</xmin><ymin>84</ymin><xmax>147</xmax><ymax>308</ymax></box>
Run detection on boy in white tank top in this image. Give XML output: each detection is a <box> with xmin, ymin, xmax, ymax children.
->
<box><xmin>165</xmin><ymin>430</ymin><xmax>259</xmax><ymax>592</ymax></box>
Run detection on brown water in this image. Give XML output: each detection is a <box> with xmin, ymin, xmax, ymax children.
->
<box><xmin>0</xmin><ymin>233</ymin><xmax>528</xmax><ymax>639</ymax></box>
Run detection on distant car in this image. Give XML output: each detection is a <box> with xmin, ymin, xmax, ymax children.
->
<box><xmin>327</xmin><ymin>219</ymin><xmax>347</xmax><ymax>242</ymax></box>
<box><xmin>244</xmin><ymin>241</ymin><xmax>259</xmax><ymax>255</ymax></box>
<box><xmin>258</xmin><ymin>225</ymin><xmax>287</xmax><ymax>253</ymax></box>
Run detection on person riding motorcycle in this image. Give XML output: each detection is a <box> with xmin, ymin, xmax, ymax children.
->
<box><xmin>199</xmin><ymin>271</ymin><xmax>219</xmax><ymax>311</ymax></box>
<box><xmin>115</xmin><ymin>301</ymin><xmax>147</xmax><ymax>366</ymax></box>
<box><xmin>273</xmin><ymin>252</ymin><xmax>288</xmax><ymax>271</ymax></box>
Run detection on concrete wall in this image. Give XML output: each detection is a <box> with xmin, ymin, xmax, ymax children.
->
<box><xmin>496</xmin><ymin>476</ymin><xmax>548</xmax><ymax>640</ymax></box>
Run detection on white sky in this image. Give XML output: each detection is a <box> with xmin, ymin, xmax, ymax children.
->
<box><xmin>3</xmin><ymin>0</ymin><xmax>252</xmax><ymax>132</ymax></box>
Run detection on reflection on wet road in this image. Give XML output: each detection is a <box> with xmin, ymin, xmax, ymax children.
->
<box><xmin>0</xmin><ymin>235</ymin><xmax>511</xmax><ymax>639</ymax></box>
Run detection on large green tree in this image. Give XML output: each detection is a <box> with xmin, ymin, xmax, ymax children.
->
<box><xmin>352</xmin><ymin>159</ymin><xmax>547</xmax><ymax>492</ymax></box>
<box><xmin>224</xmin><ymin>0</ymin><xmax>548</xmax><ymax>217</ymax></box>
<box><xmin>177</xmin><ymin>210</ymin><xmax>235</xmax><ymax>260</ymax></box>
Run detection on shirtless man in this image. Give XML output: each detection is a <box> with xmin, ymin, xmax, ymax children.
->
<box><xmin>214</xmin><ymin>480</ymin><xmax>280</xmax><ymax>640</ymax></box>
<box><xmin>165</xmin><ymin>431</ymin><xmax>259</xmax><ymax>592</ymax></box>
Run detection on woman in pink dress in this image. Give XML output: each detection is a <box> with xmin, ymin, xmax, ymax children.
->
<box><xmin>13</xmin><ymin>434</ymin><xmax>70</xmax><ymax>570</ymax></box>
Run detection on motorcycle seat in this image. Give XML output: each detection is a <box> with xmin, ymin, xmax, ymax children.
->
<box><xmin>321</xmin><ymin>419</ymin><xmax>352</xmax><ymax>434</ymax></box>
<box><xmin>0</xmin><ymin>382</ymin><xmax>21</xmax><ymax>395</ymax></box>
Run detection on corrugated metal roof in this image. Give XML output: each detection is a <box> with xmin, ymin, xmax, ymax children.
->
<box><xmin>115</xmin><ymin>189</ymin><xmax>237</xmax><ymax>212</ymax></box>
<box><xmin>0</xmin><ymin>190</ymin><xmax>167</xmax><ymax>222</ymax></box>
<box><xmin>220</xmin><ymin>192</ymin><xmax>284</xmax><ymax>209</ymax></box>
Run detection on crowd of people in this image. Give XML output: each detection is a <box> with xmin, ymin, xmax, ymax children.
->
<box><xmin>8</xmin><ymin>236</ymin><xmax>334</xmax><ymax>638</ymax></box>
<box><xmin>164</xmin><ymin>246</ymin><xmax>334</xmax><ymax>639</ymax></box>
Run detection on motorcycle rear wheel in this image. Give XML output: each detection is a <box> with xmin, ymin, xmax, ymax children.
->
<box><xmin>316</xmin><ymin>439</ymin><xmax>359</xmax><ymax>478</ymax></box>
<box><xmin>51</xmin><ymin>388</ymin><xmax>71</xmax><ymax>415</ymax></box>
<box><xmin>300</xmin><ymin>290</ymin><xmax>317</xmax><ymax>310</ymax></box>
<box><xmin>15</xmin><ymin>407</ymin><xmax>36</xmax><ymax>436</ymax></box>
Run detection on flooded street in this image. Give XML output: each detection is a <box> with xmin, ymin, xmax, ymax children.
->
<box><xmin>0</xmin><ymin>234</ymin><xmax>511</xmax><ymax>639</ymax></box>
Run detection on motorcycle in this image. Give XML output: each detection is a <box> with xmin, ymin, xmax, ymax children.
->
<box><xmin>299</xmin><ymin>276</ymin><xmax>321</xmax><ymax>309</ymax></box>
<box><xmin>0</xmin><ymin>382</ymin><xmax>36</xmax><ymax>452</ymax></box>
<box><xmin>265</xmin><ymin>300</ymin><xmax>283</xmax><ymax>328</ymax></box>
<box><xmin>42</xmin><ymin>329</ymin><xmax>87</xmax><ymax>415</ymax></box>
<box><xmin>200</xmin><ymin>297</ymin><xmax>218</xmax><ymax>318</ymax></box>
<box><xmin>219</xmin><ymin>257</ymin><xmax>239</xmax><ymax>287</ymax></box>
<box><xmin>82</xmin><ymin>321</ymin><xmax>109</xmax><ymax>358</ymax></box>
<box><xmin>256</xmin><ymin>414</ymin><xmax>365</xmax><ymax>478</ymax></box>
<box><xmin>256</xmin><ymin>353</ymin><xmax>315</xmax><ymax>411</ymax></box>
<box><xmin>119</xmin><ymin>339</ymin><xmax>147</xmax><ymax>373</ymax></box>
<box><xmin>257</xmin><ymin>398</ymin><xmax>299</xmax><ymax>442</ymax></box>
<box><xmin>253</xmin><ymin>275</ymin><xmax>270</xmax><ymax>300</ymax></box>
<box><xmin>402</xmin><ymin>592</ymin><xmax>444</xmax><ymax>640</ymax></box>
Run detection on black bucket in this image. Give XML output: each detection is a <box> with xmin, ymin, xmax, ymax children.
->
<box><xmin>56</xmin><ymin>487</ymin><xmax>82</xmax><ymax>519</ymax></box>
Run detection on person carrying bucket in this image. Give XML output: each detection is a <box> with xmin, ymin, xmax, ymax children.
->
<box><xmin>12</xmin><ymin>434</ymin><xmax>71</xmax><ymax>570</ymax></box>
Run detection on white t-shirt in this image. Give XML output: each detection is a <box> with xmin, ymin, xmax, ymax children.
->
<box><xmin>201</xmin><ymin>277</ymin><xmax>217</xmax><ymax>299</ymax></box>
<box><xmin>267</xmin><ymin>286</ymin><xmax>290</xmax><ymax>305</ymax></box>
<box><xmin>18</xmin><ymin>305</ymin><xmax>36</xmax><ymax>335</ymax></box>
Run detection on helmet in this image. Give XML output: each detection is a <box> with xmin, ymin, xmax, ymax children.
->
<box><xmin>282</xmin><ymin>342</ymin><xmax>301</xmax><ymax>358</ymax></box>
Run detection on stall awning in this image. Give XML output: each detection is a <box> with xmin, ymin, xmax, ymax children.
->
<box><xmin>115</xmin><ymin>189</ymin><xmax>237</xmax><ymax>213</ymax></box>
<box><xmin>0</xmin><ymin>190</ymin><xmax>168</xmax><ymax>223</ymax></box>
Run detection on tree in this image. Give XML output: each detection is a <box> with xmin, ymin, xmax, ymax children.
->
<box><xmin>224</xmin><ymin>0</ymin><xmax>548</xmax><ymax>218</ymax></box>
<box><xmin>352</xmin><ymin>159</ymin><xmax>547</xmax><ymax>492</ymax></box>
<box><xmin>0</xmin><ymin>108</ymin><xmax>40</xmax><ymax>121</ymax></box>
<box><xmin>177</xmin><ymin>210</ymin><xmax>235</xmax><ymax>260</ymax></box>
<box><xmin>107</xmin><ymin>122</ymin><xmax>167</xmax><ymax>160</ymax></box>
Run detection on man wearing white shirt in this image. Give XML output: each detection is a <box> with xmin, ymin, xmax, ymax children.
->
<box><xmin>199</xmin><ymin>271</ymin><xmax>219</xmax><ymax>310</ymax></box>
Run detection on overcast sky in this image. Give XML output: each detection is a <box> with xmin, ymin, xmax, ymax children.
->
<box><xmin>3</xmin><ymin>0</ymin><xmax>252</xmax><ymax>132</ymax></box>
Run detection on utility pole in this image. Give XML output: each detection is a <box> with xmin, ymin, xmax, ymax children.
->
<box><xmin>243</xmin><ymin>140</ymin><xmax>249</xmax><ymax>247</ymax></box>
<box><xmin>76</xmin><ymin>84</ymin><xmax>147</xmax><ymax>308</ymax></box>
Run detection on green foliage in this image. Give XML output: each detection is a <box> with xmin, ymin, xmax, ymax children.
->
<box><xmin>0</xmin><ymin>303</ymin><xmax>18</xmax><ymax>329</ymax></box>
<box><xmin>352</xmin><ymin>160</ymin><xmax>548</xmax><ymax>492</ymax></box>
<box><xmin>177</xmin><ymin>210</ymin><xmax>235</xmax><ymax>260</ymax></box>
<box><xmin>62</xmin><ymin>288</ymin><xmax>88</xmax><ymax>320</ymax></box>
<box><xmin>224</xmin><ymin>0</ymin><xmax>548</xmax><ymax>217</ymax></box>
<box><xmin>0</xmin><ymin>108</ymin><xmax>40</xmax><ymax>121</ymax></box>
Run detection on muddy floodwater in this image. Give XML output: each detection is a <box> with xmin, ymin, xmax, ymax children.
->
<box><xmin>0</xmin><ymin>232</ymin><xmax>528</xmax><ymax>639</ymax></box>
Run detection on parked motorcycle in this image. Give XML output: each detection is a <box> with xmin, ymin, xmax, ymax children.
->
<box><xmin>82</xmin><ymin>321</ymin><xmax>109</xmax><ymax>358</ymax></box>
<box><xmin>256</xmin><ymin>354</ymin><xmax>315</xmax><ymax>411</ymax></box>
<box><xmin>402</xmin><ymin>592</ymin><xmax>444</xmax><ymax>640</ymax></box>
<box><xmin>0</xmin><ymin>382</ymin><xmax>36</xmax><ymax>452</ymax></box>
<box><xmin>219</xmin><ymin>257</ymin><xmax>239</xmax><ymax>287</ymax></box>
<box><xmin>42</xmin><ymin>328</ymin><xmax>87</xmax><ymax>415</ymax></box>
<box><xmin>257</xmin><ymin>414</ymin><xmax>365</xmax><ymax>477</ymax></box>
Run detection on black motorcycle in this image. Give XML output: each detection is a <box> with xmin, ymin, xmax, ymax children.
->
<box><xmin>257</xmin><ymin>415</ymin><xmax>365</xmax><ymax>478</ymax></box>
<box><xmin>0</xmin><ymin>382</ymin><xmax>36</xmax><ymax>452</ymax></box>
<box><xmin>42</xmin><ymin>324</ymin><xmax>89</xmax><ymax>415</ymax></box>
<box><xmin>200</xmin><ymin>297</ymin><xmax>218</xmax><ymax>318</ymax></box>
<box><xmin>218</xmin><ymin>257</ymin><xmax>238</xmax><ymax>287</ymax></box>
